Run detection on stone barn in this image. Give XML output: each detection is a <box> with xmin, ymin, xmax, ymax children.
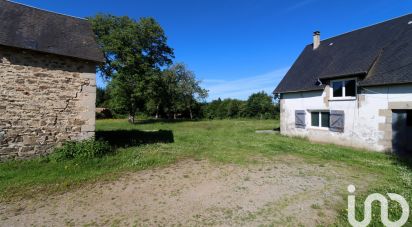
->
<box><xmin>0</xmin><ymin>1</ymin><xmax>104</xmax><ymax>160</ymax></box>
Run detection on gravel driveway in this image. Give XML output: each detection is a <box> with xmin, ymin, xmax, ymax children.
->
<box><xmin>0</xmin><ymin>155</ymin><xmax>375</xmax><ymax>226</ymax></box>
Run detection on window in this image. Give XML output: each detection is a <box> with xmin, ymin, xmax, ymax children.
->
<box><xmin>331</xmin><ymin>79</ymin><xmax>356</xmax><ymax>98</ymax></box>
<box><xmin>407</xmin><ymin>110</ymin><xmax>412</xmax><ymax>127</ymax></box>
<box><xmin>345</xmin><ymin>80</ymin><xmax>356</xmax><ymax>96</ymax></box>
<box><xmin>311</xmin><ymin>111</ymin><xmax>330</xmax><ymax>128</ymax></box>
<box><xmin>311</xmin><ymin>112</ymin><xmax>319</xmax><ymax>127</ymax></box>
<box><xmin>332</xmin><ymin>81</ymin><xmax>343</xmax><ymax>97</ymax></box>
<box><xmin>321</xmin><ymin>112</ymin><xmax>330</xmax><ymax>127</ymax></box>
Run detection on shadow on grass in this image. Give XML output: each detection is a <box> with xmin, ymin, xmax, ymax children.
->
<box><xmin>134</xmin><ymin>118</ymin><xmax>199</xmax><ymax>125</ymax></box>
<box><xmin>96</xmin><ymin>130</ymin><xmax>174</xmax><ymax>148</ymax></box>
<box><xmin>387</xmin><ymin>151</ymin><xmax>412</xmax><ymax>171</ymax></box>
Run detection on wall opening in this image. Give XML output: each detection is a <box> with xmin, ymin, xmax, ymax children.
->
<box><xmin>392</xmin><ymin>110</ymin><xmax>412</xmax><ymax>157</ymax></box>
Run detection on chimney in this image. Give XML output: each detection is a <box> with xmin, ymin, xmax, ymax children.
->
<box><xmin>313</xmin><ymin>31</ymin><xmax>320</xmax><ymax>50</ymax></box>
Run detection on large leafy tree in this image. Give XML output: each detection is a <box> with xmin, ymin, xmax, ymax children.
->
<box><xmin>163</xmin><ymin>63</ymin><xmax>208</xmax><ymax>119</ymax></box>
<box><xmin>89</xmin><ymin>14</ymin><xmax>174</xmax><ymax>123</ymax></box>
<box><xmin>145</xmin><ymin>71</ymin><xmax>169</xmax><ymax>118</ymax></box>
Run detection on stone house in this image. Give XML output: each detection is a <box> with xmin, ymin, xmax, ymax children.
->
<box><xmin>0</xmin><ymin>1</ymin><xmax>104</xmax><ymax>160</ymax></box>
<box><xmin>274</xmin><ymin>14</ymin><xmax>412</xmax><ymax>154</ymax></box>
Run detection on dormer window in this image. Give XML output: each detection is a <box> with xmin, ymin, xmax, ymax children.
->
<box><xmin>331</xmin><ymin>79</ymin><xmax>357</xmax><ymax>99</ymax></box>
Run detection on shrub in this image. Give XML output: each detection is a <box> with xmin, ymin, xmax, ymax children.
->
<box><xmin>96</xmin><ymin>108</ymin><xmax>113</xmax><ymax>119</ymax></box>
<box><xmin>50</xmin><ymin>139</ymin><xmax>112</xmax><ymax>161</ymax></box>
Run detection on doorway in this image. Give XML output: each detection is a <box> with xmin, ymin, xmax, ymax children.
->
<box><xmin>392</xmin><ymin>110</ymin><xmax>412</xmax><ymax>156</ymax></box>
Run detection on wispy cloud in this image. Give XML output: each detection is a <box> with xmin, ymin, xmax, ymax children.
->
<box><xmin>284</xmin><ymin>0</ymin><xmax>318</xmax><ymax>12</ymax></box>
<box><xmin>202</xmin><ymin>67</ymin><xmax>289</xmax><ymax>101</ymax></box>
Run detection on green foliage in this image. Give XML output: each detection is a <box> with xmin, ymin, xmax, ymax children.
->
<box><xmin>203</xmin><ymin>92</ymin><xmax>278</xmax><ymax>119</ymax></box>
<box><xmin>96</xmin><ymin>87</ymin><xmax>110</xmax><ymax>108</ymax></box>
<box><xmin>89</xmin><ymin>14</ymin><xmax>174</xmax><ymax>78</ymax></box>
<box><xmin>50</xmin><ymin>139</ymin><xmax>112</xmax><ymax>161</ymax></box>
<box><xmin>245</xmin><ymin>91</ymin><xmax>276</xmax><ymax>119</ymax></box>
<box><xmin>90</xmin><ymin>15</ymin><xmax>210</xmax><ymax>122</ymax></box>
<box><xmin>96</xmin><ymin>108</ymin><xmax>113</xmax><ymax>119</ymax></box>
<box><xmin>90</xmin><ymin>14</ymin><xmax>275</xmax><ymax>122</ymax></box>
<box><xmin>160</xmin><ymin>63</ymin><xmax>208</xmax><ymax>119</ymax></box>
<box><xmin>203</xmin><ymin>98</ymin><xmax>244</xmax><ymax>119</ymax></box>
<box><xmin>89</xmin><ymin>14</ymin><xmax>174</xmax><ymax>123</ymax></box>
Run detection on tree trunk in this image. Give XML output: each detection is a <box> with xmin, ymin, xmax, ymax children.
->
<box><xmin>128</xmin><ymin>114</ymin><xmax>135</xmax><ymax>124</ymax></box>
<box><xmin>155</xmin><ymin>104</ymin><xmax>160</xmax><ymax>119</ymax></box>
<box><xmin>189</xmin><ymin>108</ymin><xmax>193</xmax><ymax>120</ymax></box>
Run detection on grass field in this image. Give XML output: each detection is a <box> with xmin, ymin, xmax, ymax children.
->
<box><xmin>0</xmin><ymin>119</ymin><xmax>411</xmax><ymax>225</ymax></box>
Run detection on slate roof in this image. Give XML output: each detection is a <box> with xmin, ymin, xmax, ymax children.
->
<box><xmin>274</xmin><ymin>14</ymin><xmax>412</xmax><ymax>94</ymax></box>
<box><xmin>0</xmin><ymin>0</ymin><xmax>104</xmax><ymax>63</ymax></box>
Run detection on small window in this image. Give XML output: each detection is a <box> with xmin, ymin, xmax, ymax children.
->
<box><xmin>332</xmin><ymin>81</ymin><xmax>343</xmax><ymax>97</ymax></box>
<box><xmin>321</xmin><ymin>112</ymin><xmax>330</xmax><ymax>127</ymax></box>
<box><xmin>345</xmin><ymin>80</ymin><xmax>356</xmax><ymax>97</ymax></box>
<box><xmin>332</xmin><ymin>79</ymin><xmax>356</xmax><ymax>98</ymax></box>
<box><xmin>407</xmin><ymin>110</ymin><xmax>412</xmax><ymax>127</ymax></box>
<box><xmin>311</xmin><ymin>112</ymin><xmax>319</xmax><ymax>127</ymax></box>
<box><xmin>311</xmin><ymin>111</ymin><xmax>330</xmax><ymax>128</ymax></box>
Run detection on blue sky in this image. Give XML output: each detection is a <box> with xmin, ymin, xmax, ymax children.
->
<box><xmin>14</xmin><ymin>0</ymin><xmax>412</xmax><ymax>100</ymax></box>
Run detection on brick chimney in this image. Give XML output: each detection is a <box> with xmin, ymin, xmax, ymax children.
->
<box><xmin>313</xmin><ymin>31</ymin><xmax>320</xmax><ymax>50</ymax></box>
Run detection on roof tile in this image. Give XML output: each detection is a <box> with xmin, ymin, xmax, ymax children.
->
<box><xmin>275</xmin><ymin>14</ymin><xmax>412</xmax><ymax>93</ymax></box>
<box><xmin>0</xmin><ymin>0</ymin><xmax>104</xmax><ymax>63</ymax></box>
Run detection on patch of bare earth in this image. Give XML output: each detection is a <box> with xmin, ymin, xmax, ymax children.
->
<box><xmin>0</xmin><ymin>155</ymin><xmax>376</xmax><ymax>226</ymax></box>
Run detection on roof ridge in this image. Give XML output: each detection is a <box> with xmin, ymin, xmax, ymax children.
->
<box><xmin>6</xmin><ymin>0</ymin><xmax>87</xmax><ymax>21</ymax></box>
<box><xmin>314</xmin><ymin>13</ymin><xmax>412</xmax><ymax>44</ymax></box>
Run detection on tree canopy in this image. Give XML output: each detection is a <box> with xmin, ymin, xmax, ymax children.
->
<box><xmin>89</xmin><ymin>14</ymin><xmax>174</xmax><ymax>122</ymax></box>
<box><xmin>91</xmin><ymin>14</ymin><xmax>276</xmax><ymax>121</ymax></box>
<box><xmin>202</xmin><ymin>92</ymin><xmax>278</xmax><ymax>120</ymax></box>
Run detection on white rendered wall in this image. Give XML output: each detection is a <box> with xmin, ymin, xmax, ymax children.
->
<box><xmin>280</xmin><ymin>84</ymin><xmax>412</xmax><ymax>151</ymax></box>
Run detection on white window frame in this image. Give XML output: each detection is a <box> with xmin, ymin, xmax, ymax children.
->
<box><xmin>330</xmin><ymin>78</ymin><xmax>357</xmax><ymax>100</ymax></box>
<box><xmin>310</xmin><ymin>110</ymin><xmax>330</xmax><ymax>129</ymax></box>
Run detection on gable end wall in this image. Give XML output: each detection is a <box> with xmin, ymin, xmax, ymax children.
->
<box><xmin>0</xmin><ymin>46</ymin><xmax>96</xmax><ymax>160</ymax></box>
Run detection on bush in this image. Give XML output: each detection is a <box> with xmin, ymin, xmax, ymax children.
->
<box><xmin>50</xmin><ymin>139</ymin><xmax>112</xmax><ymax>161</ymax></box>
<box><xmin>96</xmin><ymin>108</ymin><xmax>113</xmax><ymax>119</ymax></box>
<box><xmin>202</xmin><ymin>92</ymin><xmax>279</xmax><ymax>119</ymax></box>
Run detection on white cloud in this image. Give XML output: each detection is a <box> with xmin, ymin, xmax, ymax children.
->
<box><xmin>202</xmin><ymin>67</ymin><xmax>289</xmax><ymax>101</ymax></box>
<box><xmin>284</xmin><ymin>0</ymin><xmax>318</xmax><ymax>12</ymax></box>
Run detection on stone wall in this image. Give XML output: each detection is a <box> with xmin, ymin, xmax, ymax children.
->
<box><xmin>0</xmin><ymin>46</ymin><xmax>96</xmax><ymax>160</ymax></box>
<box><xmin>378</xmin><ymin>101</ymin><xmax>412</xmax><ymax>150</ymax></box>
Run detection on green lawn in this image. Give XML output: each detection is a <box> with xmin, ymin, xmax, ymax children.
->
<box><xmin>0</xmin><ymin>119</ymin><xmax>411</xmax><ymax>225</ymax></box>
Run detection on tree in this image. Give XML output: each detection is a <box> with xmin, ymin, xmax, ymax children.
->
<box><xmin>96</xmin><ymin>87</ymin><xmax>110</xmax><ymax>108</ymax></box>
<box><xmin>226</xmin><ymin>99</ymin><xmax>243</xmax><ymax>118</ymax></box>
<box><xmin>246</xmin><ymin>91</ymin><xmax>275</xmax><ymax>119</ymax></box>
<box><xmin>89</xmin><ymin>14</ymin><xmax>174</xmax><ymax>123</ymax></box>
<box><xmin>145</xmin><ymin>71</ymin><xmax>168</xmax><ymax>118</ymax></box>
<box><xmin>163</xmin><ymin>63</ymin><xmax>208</xmax><ymax>119</ymax></box>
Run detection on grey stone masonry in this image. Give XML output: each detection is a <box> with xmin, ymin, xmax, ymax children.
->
<box><xmin>378</xmin><ymin>102</ymin><xmax>412</xmax><ymax>151</ymax></box>
<box><xmin>0</xmin><ymin>46</ymin><xmax>97</xmax><ymax>160</ymax></box>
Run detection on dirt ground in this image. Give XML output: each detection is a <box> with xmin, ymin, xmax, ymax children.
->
<box><xmin>0</xmin><ymin>155</ymin><xmax>375</xmax><ymax>226</ymax></box>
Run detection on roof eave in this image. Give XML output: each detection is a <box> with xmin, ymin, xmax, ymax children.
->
<box><xmin>359</xmin><ymin>81</ymin><xmax>412</xmax><ymax>87</ymax></box>
<box><xmin>318</xmin><ymin>72</ymin><xmax>367</xmax><ymax>80</ymax></box>
<box><xmin>0</xmin><ymin>44</ymin><xmax>105</xmax><ymax>63</ymax></box>
<box><xmin>273</xmin><ymin>87</ymin><xmax>324</xmax><ymax>95</ymax></box>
